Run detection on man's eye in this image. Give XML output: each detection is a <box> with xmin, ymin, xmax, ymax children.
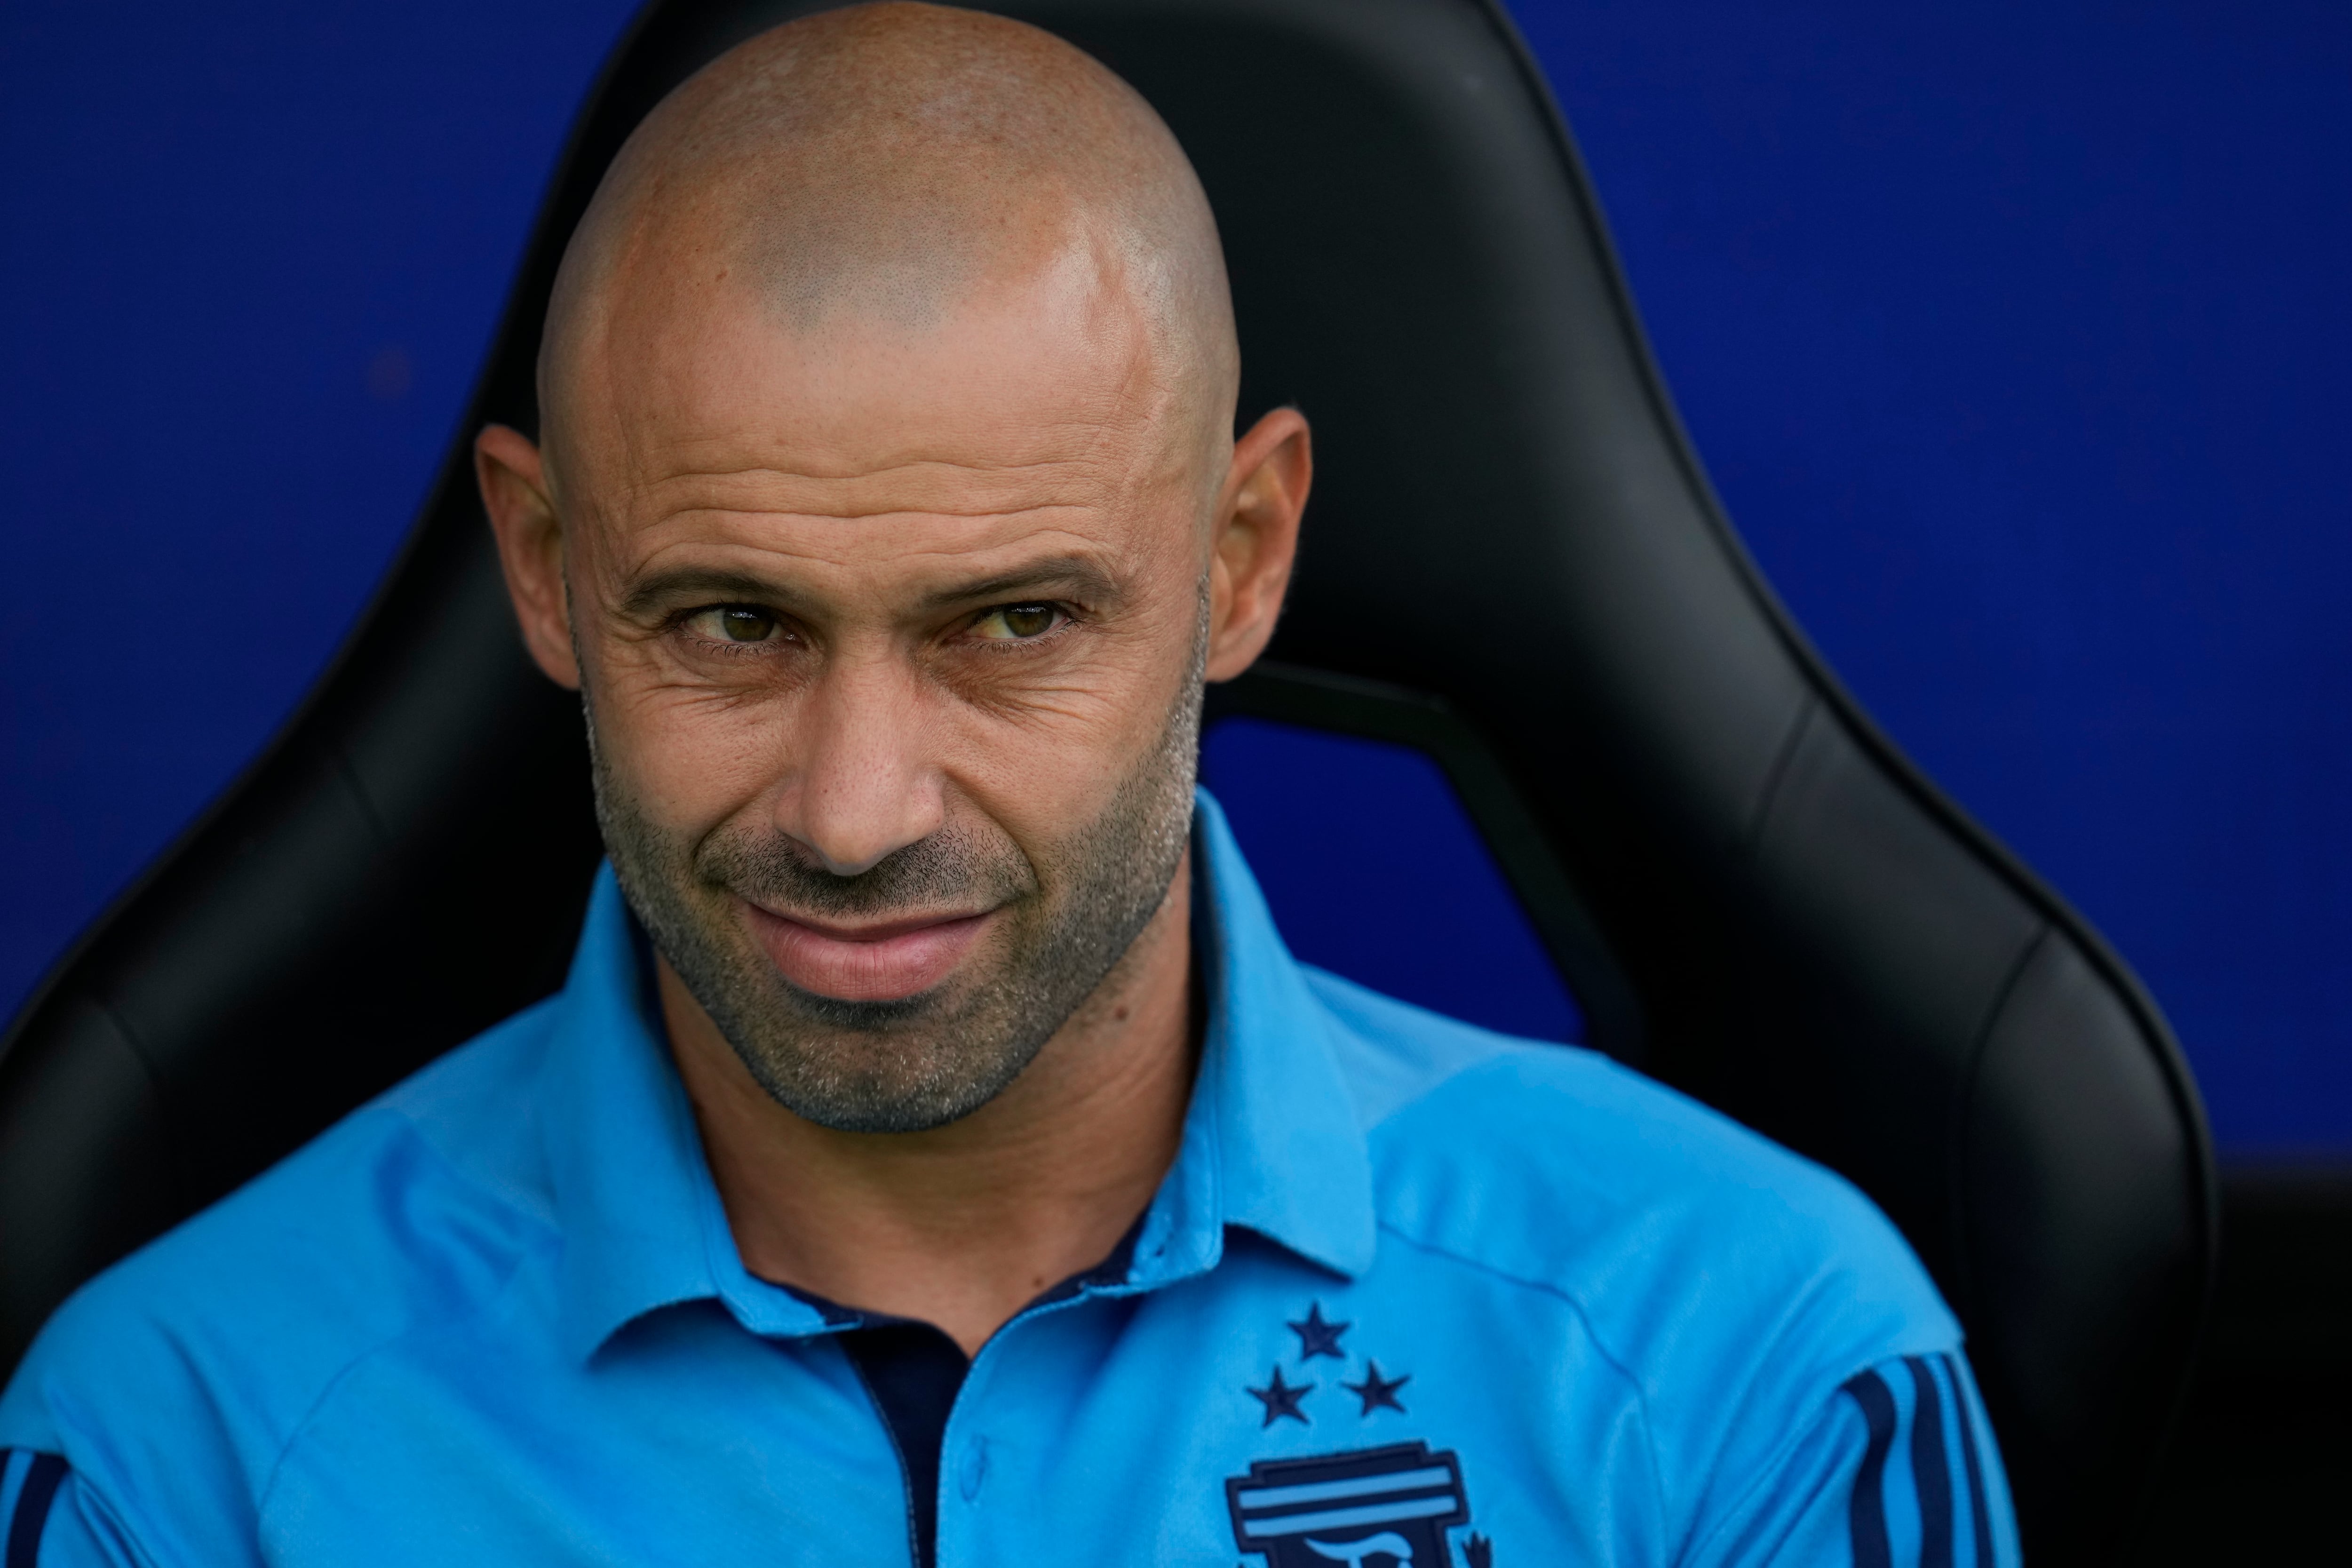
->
<box><xmin>695</xmin><ymin>606</ymin><xmax>780</xmax><ymax>644</ymax></box>
<box><xmin>972</xmin><ymin>603</ymin><xmax>1063</xmax><ymax>641</ymax></box>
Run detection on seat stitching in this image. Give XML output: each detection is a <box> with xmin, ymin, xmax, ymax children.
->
<box><xmin>1946</xmin><ymin>922</ymin><xmax>2049</xmax><ymax>1329</ymax></box>
<box><xmin>1744</xmin><ymin>692</ymin><xmax>1820</xmax><ymax>858</ymax></box>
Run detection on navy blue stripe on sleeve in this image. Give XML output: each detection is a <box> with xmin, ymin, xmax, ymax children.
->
<box><xmin>1907</xmin><ymin>1358</ymin><xmax>1955</xmax><ymax>1568</ymax></box>
<box><xmin>1842</xmin><ymin>1369</ymin><xmax>1899</xmax><ymax>1568</ymax></box>
<box><xmin>4</xmin><ymin>1452</ymin><xmax>66</xmax><ymax>1568</ymax></box>
<box><xmin>1940</xmin><ymin>1354</ymin><xmax>1995</xmax><ymax>1568</ymax></box>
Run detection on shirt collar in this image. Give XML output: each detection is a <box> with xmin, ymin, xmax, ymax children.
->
<box><xmin>1125</xmin><ymin>792</ymin><xmax>1377</xmax><ymax>1289</ymax></box>
<box><xmin>539</xmin><ymin>873</ymin><xmax>841</xmax><ymax>1360</ymax></box>
<box><xmin>540</xmin><ymin>789</ymin><xmax>1377</xmax><ymax>1361</ymax></box>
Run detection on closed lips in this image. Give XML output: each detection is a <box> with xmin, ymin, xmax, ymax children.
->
<box><xmin>742</xmin><ymin>903</ymin><xmax>993</xmax><ymax>1002</ymax></box>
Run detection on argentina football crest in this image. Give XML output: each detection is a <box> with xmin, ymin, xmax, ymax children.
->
<box><xmin>1224</xmin><ymin>1302</ymin><xmax>1491</xmax><ymax>1567</ymax></box>
<box><xmin>1225</xmin><ymin>1442</ymin><xmax>1478</xmax><ymax>1568</ymax></box>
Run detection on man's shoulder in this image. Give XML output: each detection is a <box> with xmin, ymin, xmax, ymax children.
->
<box><xmin>0</xmin><ymin>998</ymin><xmax>564</xmax><ymax>1466</ymax></box>
<box><xmin>1307</xmin><ymin>967</ymin><xmax>1957</xmax><ymax>1386</ymax></box>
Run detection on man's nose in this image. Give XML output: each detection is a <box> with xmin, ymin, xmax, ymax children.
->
<box><xmin>773</xmin><ymin>653</ymin><xmax>946</xmax><ymax>878</ymax></box>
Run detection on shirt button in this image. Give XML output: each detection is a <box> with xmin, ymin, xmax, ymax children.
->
<box><xmin>957</xmin><ymin>1437</ymin><xmax>989</xmax><ymax>1501</ymax></box>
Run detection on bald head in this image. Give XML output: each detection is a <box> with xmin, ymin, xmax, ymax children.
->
<box><xmin>541</xmin><ymin>2</ymin><xmax>1238</xmax><ymax>484</ymax></box>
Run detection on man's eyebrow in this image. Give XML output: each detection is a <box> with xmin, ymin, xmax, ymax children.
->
<box><xmin>917</xmin><ymin>555</ymin><xmax>1125</xmax><ymax>611</ymax></box>
<box><xmin>615</xmin><ymin>557</ymin><xmax>1126</xmax><ymax>621</ymax></box>
<box><xmin>618</xmin><ymin>569</ymin><xmax>794</xmax><ymax>620</ymax></box>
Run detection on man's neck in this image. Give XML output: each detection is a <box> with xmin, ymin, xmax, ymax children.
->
<box><xmin>660</xmin><ymin>852</ymin><xmax>1200</xmax><ymax>1358</ymax></box>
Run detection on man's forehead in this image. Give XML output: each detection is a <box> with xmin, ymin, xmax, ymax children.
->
<box><xmin>606</xmin><ymin>501</ymin><xmax>1140</xmax><ymax>614</ymax></box>
<box><xmin>558</xmin><ymin>257</ymin><xmax>1195</xmax><ymax>529</ymax></box>
<box><xmin>617</xmin><ymin>455</ymin><xmax>1128</xmax><ymax>526</ymax></box>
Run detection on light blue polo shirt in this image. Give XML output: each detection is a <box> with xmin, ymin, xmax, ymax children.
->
<box><xmin>0</xmin><ymin>794</ymin><xmax>2017</xmax><ymax>1567</ymax></box>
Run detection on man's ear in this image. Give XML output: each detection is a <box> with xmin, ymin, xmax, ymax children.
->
<box><xmin>476</xmin><ymin>424</ymin><xmax>581</xmax><ymax>690</ymax></box>
<box><xmin>1204</xmin><ymin>406</ymin><xmax>1312</xmax><ymax>682</ymax></box>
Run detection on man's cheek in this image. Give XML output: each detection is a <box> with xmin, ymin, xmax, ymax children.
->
<box><xmin>951</xmin><ymin>683</ymin><xmax>1171</xmax><ymax>840</ymax></box>
<box><xmin>606</xmin><ymin>681</ymin><xmax>795</xmax><ymax>831</ymax></box>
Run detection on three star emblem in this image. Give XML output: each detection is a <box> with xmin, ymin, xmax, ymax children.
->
<box><xmin>1244</xmin><ymin>1302</ymin><xmax>1410</xmax><ymax>1426</ymax></box>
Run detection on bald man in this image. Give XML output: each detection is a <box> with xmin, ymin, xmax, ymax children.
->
<box><xmin>0</xmin><ymin>8</ymin><xmax>2018</xmax><ymax>1567</ymax></box>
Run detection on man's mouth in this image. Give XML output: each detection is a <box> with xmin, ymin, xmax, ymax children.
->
<box><xmin>738</xmin><ymin>900</ymin><xmax>993</xmax><ymax>1003</ymax></box>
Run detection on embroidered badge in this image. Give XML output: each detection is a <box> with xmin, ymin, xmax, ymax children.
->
<box><xmin>1226</xmin><ymin>1441</ymin><xmax>1471</xmax><ymax>1568</ymax></box>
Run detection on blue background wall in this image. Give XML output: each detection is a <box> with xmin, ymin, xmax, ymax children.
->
<box><xmin>3</xmin><ymin>1</ymin><xmax>2346</xmax><ymax>1155</ymax></box>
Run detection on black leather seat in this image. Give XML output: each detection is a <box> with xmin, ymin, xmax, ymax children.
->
<box><xmin>0</xmin><ymin>2</ymin><xmax>2216</xmax><ymax>1560</ymax></box>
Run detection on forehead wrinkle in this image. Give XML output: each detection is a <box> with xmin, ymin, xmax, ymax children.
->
<box><xmin>621</xmin><ymin>510</ymin><xmax>1115</xmax><ymax>557</ymax></box>
<box><xmin>610</xmin><ymin>463</ymin><xmax>1128</xmax><ymax>526</ymax></box>
<box><xmin>631</xmin><ymin>504</ymin><xmax>1110</xmax><ymax>544</ymax></box>
<box><xmin>620</xmin><ymin>450</ymin><xmax>1122</xmax><ymax>489</ymax></box>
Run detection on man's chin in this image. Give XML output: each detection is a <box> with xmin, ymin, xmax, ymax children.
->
<box><xmin>739</xmin><ymin>900</ymin><xmax>997</xmax><ymax>1004</ymax></box>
